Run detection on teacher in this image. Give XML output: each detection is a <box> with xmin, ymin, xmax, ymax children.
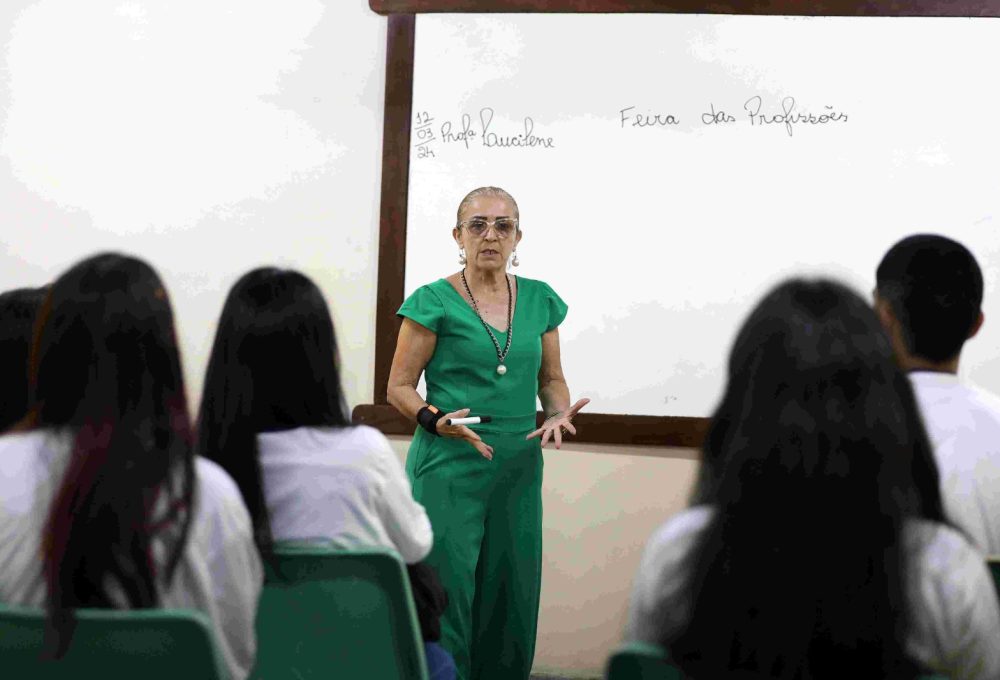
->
<box><xmin>387</xmin><ymin>186</ymin><xmax>588</xmax><ymax>680</ymax></box>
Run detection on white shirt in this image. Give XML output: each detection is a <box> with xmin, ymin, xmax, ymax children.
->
<box><xmin>910</xmin><ymin>371</ymin><xmax>1000</xmax><ymax>555</ymax></box>
<box><xmin>0</xmin><ymin>430</ymin><xmax>263</xmax><ymax>680</ymax></box>
<box><xmin>257</xmin><ymin>425</ymin><xmax>432</xmax><ymax>563</ymax></box>
<box><xmin>627</xmin><ymin>506</ymin><xmax>1000</xmax><ymax>680</ymax></box>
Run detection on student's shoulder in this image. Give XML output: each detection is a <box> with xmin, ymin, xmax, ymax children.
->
<box><xmin>651</xmin><ymin>505</ymin><xmax>714</xmax><ymax>540</ymax></box>
<box><xmin>346</xmin><ymin>425</ymin><xmax>401</xmax><ymax>471</ymax></box>
<box><xmin>301</xmin><ymin>425</ymin><xmax>398</xmax><ymax>471</ymax></box>
<box><xmin>304</xmin><ymin>424</ymin><xmax>392</xmax><ymax>455</ymax></box>
<box><xmin>905</xmin><ymin>518</ymin><xmax>987</xmax><ymax>589</ymax></box>
<box><xmin>0</xmin><ymin>429</ymin><xmax>68</xmax><ymax>474</ymax></box>
<box><xmin>630</xmin><ymin>506</ymin><xmax>713</xmax><ymax>630</ymax></box>
<box><xmin>0</xmin><ymin>431</ymin><xmax>55</xmax><ymax>511</ymax></box>
<box><xmin>195</xmin><ymin>456</ymin><xmax>242</xmax><ymax>499</ymax></box>
<box><xmin>352</xmin><ymin>423</ymin><xmax>394</xmax><ymax>449</ymax></box>
<box><xmin>642</xmin><ymin>506</ymin><xmax>714</xmax><ymax>566</ymax></box>
<box><xmin>904</xmin><ymin>518</ymin><xmax>1000</xmax><ymax>652</ymax></box>
<box><xmin>0</xmin><ymin>430</ymin><xmax>46</xmax><ymax>460</ymax></box>
<box><xmin>904</xmin><ymin>519</ymin><xmax>1000</xmax><ymax>680</ymax></box>
<box><xmin>193</xmin><ymin>457</ymin><xmax>252</xmax><ymax>528</ymax></box>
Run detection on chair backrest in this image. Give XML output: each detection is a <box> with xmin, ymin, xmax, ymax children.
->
<box><xmin>250</xmin><ymin>544</ymin><xmax>429</xmax><ymax>680</ymax></box>
<box><xmin>0</xmin><ymin>605</ymin><xmax>227</xmax><ymax>680</ymax></box>
<box><xmin>987</xmin><ymin>558</ymin><xmax>1000</xmax><ymax>599</ymax></box>
<box><xmin>604</xmin><ymin>642</ymin><xmax>951</xmax><ymax>680</ymax></box>
<box><xmin>605</xmin><ymin>641</ymin><xmax>684</xmax><ymax>680</ymax></box>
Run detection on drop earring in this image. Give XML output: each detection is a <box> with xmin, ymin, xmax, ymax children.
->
<box><xmin>459</xmin><ymin>248</ymin><xmax>467</xmax><ymax>266</ymax></box>
<box><xmin>511</xmin><ymin>250</ymin><xmax>520</xmax><ymax>267</ymax></box>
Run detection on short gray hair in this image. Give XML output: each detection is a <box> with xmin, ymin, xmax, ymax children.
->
<box><xmin>456</xmin><ymin>187</ymin><xmax>520</xmax><ymax>228</ymax></box>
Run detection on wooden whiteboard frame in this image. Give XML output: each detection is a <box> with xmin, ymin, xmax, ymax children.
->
<box><xmin>352</xmin><ymin>1</ymin><xmax>1000</xmax><ymax>449</ymax></box>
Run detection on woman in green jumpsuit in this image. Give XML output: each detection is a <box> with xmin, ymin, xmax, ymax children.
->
<box><xmin>387</xmin><ymin>187</ymin><xmax>588</xmax><ymax>680</ymax></box>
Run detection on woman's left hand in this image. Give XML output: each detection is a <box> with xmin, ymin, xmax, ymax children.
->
<box><xmin>526</xmin><ymin>398</ymin><xmax>590</xmax><ymax>449</ymax></box>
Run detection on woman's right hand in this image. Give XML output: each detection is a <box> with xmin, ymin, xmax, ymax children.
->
<box><xmin>436</xmin><ymin>408</ymin><xmax>494</xmax><ymax>461</ymax></box>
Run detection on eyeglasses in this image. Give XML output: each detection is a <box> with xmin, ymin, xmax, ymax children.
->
<box><xmin>459</xmin><ymin>217</ymin><xmax>518</xmax><ymax>238</ymax></box>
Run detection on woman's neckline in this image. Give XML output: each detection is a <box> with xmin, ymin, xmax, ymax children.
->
<box><xmin>440</xmin><ymin>274</ymin><xmax>520</xmax><ymax>334</ymax></box>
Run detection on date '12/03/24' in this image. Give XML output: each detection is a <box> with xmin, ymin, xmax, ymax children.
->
<box><xmin>414</xmin><ymin>111</ymin><xmax>437</xmax><ymax>159</ymax></box>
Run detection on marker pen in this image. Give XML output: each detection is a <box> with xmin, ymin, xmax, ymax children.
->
<box><xmin>445</xmin><ymin>416</ymin><xmax>493</xmax><ymax>426</ymax></box>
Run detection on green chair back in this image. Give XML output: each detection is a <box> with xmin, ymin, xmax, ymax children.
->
<box><xmin>250</xmin><ymin>544</ymin><xmax>429</xmax><ymax>680</ymax></box>
<box><xmin>604</xmin><ymin>641</ymin><xmax>950</xmax><ymax>679</ymax></box>
<box><xmin>605</xmin><ymin>641</ymin><xmax>683</xmax><ymax>679</ymax></box>
<box><xmin>987</xmin><ymin>558</ymin><xmax>1000</xmax><ymax>599</ymax></box>
<box><xmin>0</xmin><ymin>605</ymin><xmax>227</xmax><ymax>680</ymax></box>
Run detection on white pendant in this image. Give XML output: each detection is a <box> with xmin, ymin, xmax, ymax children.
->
<box><xmin>496</xmin><ymin>363</ymin><xmax>507</xmax><ymax>376</ymax></box>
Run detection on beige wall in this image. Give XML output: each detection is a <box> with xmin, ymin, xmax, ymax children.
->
<box><xmin>0</xmin><ymin>2</ymin><xmax>700</xmax><ymax>676</ymax></box>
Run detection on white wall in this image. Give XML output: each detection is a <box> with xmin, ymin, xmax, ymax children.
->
<box><xmin>1</xmin><ymin>3</ymin><xmax>694</xmax><ymax>677</ymax></box>
<box><xmin>1</xmin><ymin>0</ymin><xmax>388</xmax><ymax>409</ymax></box>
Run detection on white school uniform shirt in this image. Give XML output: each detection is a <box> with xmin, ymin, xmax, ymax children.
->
<box><xmin>910</xmin><ymin>371</ymin><xmax>1000</xmax><ymax>556</ymax></box>
<box><xmin>626</xmin><ymin>506</ymin><xmax>1000</xmax><ymax>680</ymax></box>
<box><xmin>0</xmin><ymin>429</ymin><xmax>263</xmax><ymax>680</ymax></box>
<box><xmin>256</xmin><ymin>425</ymin><xmax>433</xmax><ymax>563</ymax></box>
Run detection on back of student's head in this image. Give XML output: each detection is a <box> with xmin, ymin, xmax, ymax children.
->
<box><xmin>674</xmin><ymin>278</ymin><xmax>943</xmax><ymax>679</ymax></box>
<box><xmin>0</xmin><ymin>286</ymin><xmax>48</xmax><ymax>431</ymax></box>
<box><xmin>27</xmin><ymin>253</ymin><xmax>194</xmax><ymax>656</ymax></box>
<box><xmin>876</xmin><ymin>234</ymin><xmax>983</xmax><ymax>363</ymax></box>
<box><xmin>198</xmin><ymin>267</ymin><xmax>349</xmax><ymax>552</ymax></box>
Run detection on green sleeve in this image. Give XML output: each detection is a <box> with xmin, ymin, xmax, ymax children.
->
<box><xmin>541</xmin><ymin>282</ymin><xmax>568</xmax><ymax>332</ymax></box>
<box><xmin>397</xmin><ymin>285</ymin><xmax>445</xmax><ymax>334</ymax></box>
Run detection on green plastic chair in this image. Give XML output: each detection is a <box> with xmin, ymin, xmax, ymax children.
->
<box><xmin>250</xmin><ymin>543</ymin><xmax>429</xmax><ymax>680</ymax></box>
<box><xmin>604</xmin><ymin>641</ymin><xmax>950</xmax><ymax>679</ymax></box>
<box><xmin>0</xmin><ymin>604</ymin><xmax>227</xmax><ymax>680</ymax></box>
<box><xmin>605</xmin><ymin>641</ymin><xmax>683</xmax><ymax>679</ymax></box>
<box><xmin>987</xmin><ymin>558</ymin><xmax>1000</xmax><ymax>599</ymax></box>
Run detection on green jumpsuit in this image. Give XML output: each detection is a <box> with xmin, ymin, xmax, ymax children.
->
<box><xmin>398</xmin><ymin>276</ymin><xmax>567</xmax><ymax>680</ymax></box>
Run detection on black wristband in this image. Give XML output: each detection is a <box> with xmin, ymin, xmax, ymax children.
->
<box><xmin>417</xmin><ymin>405</ymin><xmax>444</xmax><ymax>436</ymax></box>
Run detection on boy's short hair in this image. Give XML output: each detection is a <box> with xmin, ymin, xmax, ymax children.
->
<box><xmin>876</xmin><ymin>234</ymin><xmax>983</xmax><ymax>362</ymax></box>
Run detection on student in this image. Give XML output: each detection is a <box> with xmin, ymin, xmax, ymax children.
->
<box><xmin>196</xmin><ymin>267</ymin><xmax>454</xmax><ymax>679</ymax></box>
<box><xmin>626</xmin><ymin>279</ymin><xmax>1000</xmax><ymax>680</ymax></box>
<box><xmin>875</xmin><ymin>234</ymin><xmax>1000</xmax><ymax>555</ymax></box>
<box><xmin>0</xmin><ymin>286</ymin><xmax>47</xmax><ymax>431</ymax></box>
<box><xmin>0</xmin><ymin>253</ymin><xmax>262</xmax><ymax>680</ymax></box>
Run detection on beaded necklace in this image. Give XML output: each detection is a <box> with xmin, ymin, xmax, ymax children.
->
<box><xmin>460</xmin><ymin>270</ymin><xmax>513</xmax><ymax>376</ymax></box>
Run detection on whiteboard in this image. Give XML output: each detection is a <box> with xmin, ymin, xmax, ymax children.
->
<box><xmin>404</xmin><ymin>14</ymin><xmax>1000</xmax><ymax>418</ymax></box>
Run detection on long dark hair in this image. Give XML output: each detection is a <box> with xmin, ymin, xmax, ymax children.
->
<box><xmin>197</xmin><ymin>268</ymin><xmax>350</xmax><ymax>555</ymax></box>
<box><xmin>0</xmin><ymin>286</ymin><xmax>48</xmax><ymax>431</ymax></box>
<box><xmin>27</xmin><ymin>253</ymin><xmax>194</xmax><ymax>657</ymax></box>
<box><xmin>671</xmin><ymin>278</ymin><xmax>945</xmax><ymax>679</ymax></box>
